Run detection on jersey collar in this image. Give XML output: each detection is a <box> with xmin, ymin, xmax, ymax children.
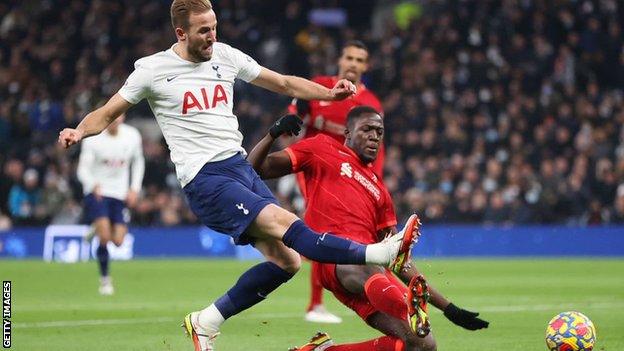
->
<box><xmin>168</xmin><ymin>43</ymin><xmax>205</xmax><ymax>65</ymax></box>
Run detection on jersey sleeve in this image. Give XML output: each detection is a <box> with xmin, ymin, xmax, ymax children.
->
<box><xmin>284</xmin><ymin>137</ymin><xmax>319</xmax><ymax>173</ymax></box>
<box><xmin>376</xmin><ymin>187</ymin><xmax>397</xmax><ymax>231</ymax></box>
<box><xmin>118</xmin><ymin>59</ymin><xmax>153</xmax><ymax>104</ymax></box>
<box><xmin>230</xmin><ymin>47</ymin><xmax>262</xmax><ymax>83</ymax></box>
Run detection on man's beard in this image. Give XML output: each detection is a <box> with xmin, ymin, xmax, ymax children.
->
<box><xmin>188</xmin><ymin>42</ymin><xmax>211</xmax><ymax>62</ymax></box>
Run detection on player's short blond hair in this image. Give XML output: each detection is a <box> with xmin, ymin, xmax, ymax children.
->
<box><xmin>170</xmin><ymin>0</ymin><xmax>213</xmax><ymax>30</ymax></box>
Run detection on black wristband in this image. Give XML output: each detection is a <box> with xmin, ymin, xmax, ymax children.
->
<box><xmin>443</xmin><ymin>302</ymin><xmax>459</xmax><ymax>317</ymax></box>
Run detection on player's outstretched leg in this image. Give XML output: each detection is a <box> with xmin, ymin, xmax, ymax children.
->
<box><xmin>407</xmin><ymin>275</ymin><xmax>431</xmax><ymax>338</ymax></box>
<box><xmin>253</xmin><ymin>204</ymin><xmax>419</xmax><ymax>268</ymax></box>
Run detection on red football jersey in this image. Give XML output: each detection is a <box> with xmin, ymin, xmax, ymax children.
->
<box><xmin>288</xmin><ymin>75</ymin><xmax>385</xmax><ymax>177</ymax></box>
<box><xmin>285</xmin><ymin>134</ymin><xmax>397</xmax><ymax>244</ymax></box>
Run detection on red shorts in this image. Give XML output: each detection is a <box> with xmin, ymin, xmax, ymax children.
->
<box><xmin>315</xmin><ymin>261</ymin><xmax>408</xmax><ymax>321</ymax></box>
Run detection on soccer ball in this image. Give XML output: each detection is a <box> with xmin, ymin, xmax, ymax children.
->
<box><xmin>545</xmin><ymin>311</ymin><xmax>596</xmax><ymax>351</ymax></box>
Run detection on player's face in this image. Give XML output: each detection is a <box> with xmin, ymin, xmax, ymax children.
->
<box><xmin>346</xmin><ymin>113</ymin><xmax>384</xmax><ymax>164</ymax></box>
<box><xmin>182</xmin><ymin>10</ymin><xmax>218</xmax><ymax>62</ymax></box>
<box><xmin>338</xmin><ymin>46</ymin><xmax>368</xmax><ymax>84</ymax></box>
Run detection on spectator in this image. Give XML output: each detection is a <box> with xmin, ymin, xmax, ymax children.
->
<box><xmin>1</xmin><ymin>0</ymin><xmax>624</xmax><ymax>226</ymax></box>
<box><xmin>8</xmin><ymin>168</ymin><xmax>43</xmax><ymax>225</ymax></box>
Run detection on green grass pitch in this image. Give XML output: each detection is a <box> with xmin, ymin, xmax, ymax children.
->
<box><xmin>4</xmin><ymin>259</ymin><xmax>623</xmax><ymax>350</ymax></box>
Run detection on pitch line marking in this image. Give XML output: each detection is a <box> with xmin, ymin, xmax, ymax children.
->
<box><xmin>13</xmin><ymin>301</ymin><xmax>624</xmax><ymax>329</ymax></box>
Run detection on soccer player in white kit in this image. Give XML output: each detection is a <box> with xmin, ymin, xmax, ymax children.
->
<box><xmin>77</xmin><ymin>114</ymin><xmax>144</xmax><ymax>295</ymax></box>
<box><xmin>58</xmin><ymin>1</ymin><xmax>418</xmax><ymax>349</ymax></box>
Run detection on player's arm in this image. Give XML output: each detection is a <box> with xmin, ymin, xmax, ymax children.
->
<box><xmin>247</xmin><ymin>136</ymin><xmax>291</xmax><ymax>180</ymax></box>
<box><xmin>380</xmin><ymin>224</ymin><xmax>490</xmax><ymax>330</ymax></box>
<box><xmin>59</xmin><ymin>94</ymin><xmax>132</xmax><ymax>148</ymax></box>
<box><xmin>247</xmin><ymin>114</ymin><xmax>302</xmax><ymax>179</ymax></box>
<box><xmin>251</xmin><ymin>67</ymin><xmax>356</xmax><ymax>101</ymax></box>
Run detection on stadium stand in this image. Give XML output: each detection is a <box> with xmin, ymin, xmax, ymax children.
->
<box><xmin>1</xmin><ymin>0</ymin><xmax>623</xmax><ymax>229</ymax></box>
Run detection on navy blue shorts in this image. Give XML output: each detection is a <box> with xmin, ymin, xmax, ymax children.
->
<box><xmin>183</xmin><ymin>153</ymin><xmax>278</xmax><ymax>245</ymax></box>
<box><xmin>83</xmin><ymin>194</ymin><xmax>129</xmax><ymax>224</ymax></box>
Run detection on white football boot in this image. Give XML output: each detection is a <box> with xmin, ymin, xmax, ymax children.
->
<box><xmin>182</xmin><ymin>311</ymin><xmax>220</xmax><ymax>351</ymax></box>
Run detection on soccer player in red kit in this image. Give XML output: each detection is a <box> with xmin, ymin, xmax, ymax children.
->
<box><xmin>248</xmin><ymin>107</ymin><xmax>489</xmax><ymax>351</ymax></box>
<box><xmin>290</xmin><ymin>40</ymin><xmax>384</xmax><ymax>177</ymax></box>
<box><xmin>289</xmin><ymin>40</ymin><xmax>384</xmax><ymax>323</ymax></box>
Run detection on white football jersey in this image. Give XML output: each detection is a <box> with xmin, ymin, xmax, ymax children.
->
<box><xmin>77</xmin><ymin>124</ymin><xmax>145</xmax><ymax>200</ymax></box>
<box><xmin>117</xmin><ymin>42</ymin><xmax>262</xmax><ymax>186</ymax></box>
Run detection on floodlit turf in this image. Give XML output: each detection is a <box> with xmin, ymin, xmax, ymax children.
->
<box><xmin>3</xmin><ymin>258</ymin><xmax>623</xmax><ymax>350</ymax></box>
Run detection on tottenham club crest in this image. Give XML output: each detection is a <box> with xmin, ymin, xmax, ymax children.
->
<box><xmin>212</xmin><ymin>65</ymin><xmax>222</xmax><ymax>78</ymax></box>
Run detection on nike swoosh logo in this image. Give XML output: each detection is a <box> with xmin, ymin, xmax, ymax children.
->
<box><xmin>166</xmin><ymin>76</ymin><xmax>178</xmax><ymax>82</ymax></box>
<box><xmin>382</xmin><ymin>286</ymin><xmax>393</xmax><ymax>293</ymax></box>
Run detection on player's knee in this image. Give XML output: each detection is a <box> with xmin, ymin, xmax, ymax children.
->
<box><xmin>111</xmin><ymin>229</ymin><xmax>127</xmax><ymax>247</ymax></box>
<box><xmin>259</xmin><ymin>204</ymin><xmax>299</xmax><ymax>236</ymax></box>
<box><xmin>277</xmin><ymin>251</ymin><xmax>301</xmax><ymax>274</ymax></box>
<box><xmin>95</xmin><ymin>224</ymin><xmax>112</xmax><ymax>242</ymax></box>
<box><xmin>273</xmin><ymin>209</ymin><xmax>299</xmax><ymax>236</ymax></box>
<box><xmin>98</xmin><ymin>231</ymin><xmax>112</xmax><ymax>241</ymax></box>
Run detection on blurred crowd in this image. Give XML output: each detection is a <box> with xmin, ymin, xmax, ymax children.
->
<box><xmin>1</xmin><ymin>0</ymin><xmax>623</xmax><ymax>229</ymax></box>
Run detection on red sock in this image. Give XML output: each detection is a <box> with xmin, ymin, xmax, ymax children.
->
<box><xmin>326</xmin><ymin>336</ymin><xmax>402</xmax><ymax>351</ymax></box>
<box><xmin>307</xmin><ymin>261</ymin><xmax>323</xmax><ymax>311</ymax></box>
<box><xmin>364</xmin><ymin>273</ymin><xmax>407</xmax><ymax>321</ymax></box>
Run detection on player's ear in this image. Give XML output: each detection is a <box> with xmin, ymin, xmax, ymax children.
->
<box><xmin>344</xmin><ymin>127</ymin><xmax>351</xmax><ymax>141</ymax></box>
<box><xmin>175</xmin><ymin>27</ymin><xmax>186</xmax><ymax>41</ymax></box>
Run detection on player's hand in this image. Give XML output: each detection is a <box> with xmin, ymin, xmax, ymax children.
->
<box><xmin>443</xmin><ymin>303</ymin><xmax>489</xmax><ymax>330</ymax></box>
<box><xmin>93</xmin><ymin>185</ymin><xmax>103</xmax><ymax>201</ymax></box>
<box><xmin>330</xmin><ymin>79</ymin><xmax>356</xmax><ymax>101</ymax></box>
<box><xmin>126</xmin><ymin>190</ymin><xmax>138</xmax><ymax>208</ymax></box>
<box><xmin>269</xmin><ymin>114</ymin><xmax>303</xmax><ymax>138</ymax></box>
<box><xmin>58</xmin><ymin>128</ymin><xmax>84</xmax><ymax>149</ymax></box>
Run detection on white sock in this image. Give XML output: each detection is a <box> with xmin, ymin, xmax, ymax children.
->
<box><xmin>364</xmin><ymin>235</ymin><xmax>401</xmax><ymax>265</ymax></box>
<box><xmin>197</xmin><ymin>304</ymin><xmax>225</xmax><ymax>333</ymax></box>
